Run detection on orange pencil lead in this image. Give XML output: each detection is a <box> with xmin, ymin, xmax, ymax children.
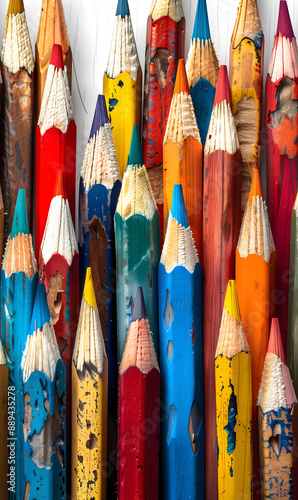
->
<box><xmin>248</xmin><ymin>169</ymin><xmax>264</xmax><ymax>202</ymax></box>
<box><xmin>173</xmin><ymin>59</ymin><xmax>190</xmax><ymax>95</ymax></box>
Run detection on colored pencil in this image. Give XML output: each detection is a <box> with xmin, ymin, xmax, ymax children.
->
<box><xmin>72</xmin><ymin>268</ymin><xmax>108</xmax><ymax>500</ymax></box>
<box><xmin>203</xmin><ymin>64</ymin><xmax>242</xmax><ymax>500</ymax></box>
<box><xmin>103</xmin><ymin>0</ymin><xmax>142</xmax><ymax>177</ymax></box>
<box><xmin>163</xmin><ymin>60</ymin><xmax>203</xmax><ymax>258</ymax></box>
<box><xmin>186</xmin><ymin>0</ymin><xmax>219</xmax><ymax>146</ymax></box>
<box><xmin>0</xmin><ymin>0</ymin><xmax>34</xmax><ymax>240</ymax></box>
<box><xmin>36</xmin><ymin>0</ymin><xmax>72</xmax><ymax>119</ymax></box>
<box><xmin>118</xmin><ymin>286</ymin><xmax>160</xmax><ymax>500</ymax></box>
<box><xmin>159</xmin><ymin>184</ymin><xmax>204</xmax><ymax>499</ymax></box>
<box><xmin>288</xmin><ymin>192</ymin><xmax>298</xmax><ymax>396</ymax></box>
<box><xmin>236</xmin><ymin>169</ymin><xmax>276</xmax><ymax>496</ymax></box>
<box><xmin>114</xmin><ymin>125</ymin><xmax>160</xmax><ymax>361</ymax></box>
<box><xmin>0</xmin><ymin>187</ymin><xmax>4</xmax><ymax>261</ymax></box>
<box><xmin>215</xmin><ymin>280</ymin><xmax>252</xmax><ymax>499</ymax></box>
<box><xmin>230</xmin><ymin>0</ymin><xmax>264</xmax><ymax>214</ymax></box>
<box><xmin>40</xmin><ymin>168</ymin><xmax>79</xmax><ymax>489</ymax></box>
<box><xmin>142</xmin><ymin>0</ymin><xmax>185</xmax><ymax>229</ymax></box>
<box><xmin>35</xmin><ymin>43</ymin><xmax>76</xmax><ymax>257</ymax></box>
<box><xmin>257</xmin><ymin>318</ymin><xmax>298</xmax><ymax>499</ymax></box>
<box><xmin>22</xmin><ymin>283</ymin><xmax>66</xmax><ymax>499</ymax></box>
<box><xmin>1</xmin><ymin>189</ymin><xmax>38</xmax><ymax>500</ymax></box>
<box><xmin>266</xmin><ymin>0</ymin><xmax>298</xmax><ymax>345</ymax></box>
<box><xmin>0</xmin><ymin>341</ymin><xmax>8</xmax><ymax>500</ymax></box>
<box><xmin>79</xmin><ymin>93</ymin><xmax>121</xmax><ymax>498</ymax></box>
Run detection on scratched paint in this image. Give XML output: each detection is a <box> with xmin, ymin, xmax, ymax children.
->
<box><xmin>23</xmin><ymin>360</ymin><xmax>66</xmax><ymax>499</ymax></box>
<box><xmin>158</xmin><ymin>264</ymin><xmax>204</xmax><ymax>499</ymax></box>
<box><xmin>224</xmin><ymin>382</ymin><xmax>237</xmax><ymax>455</ymax></box>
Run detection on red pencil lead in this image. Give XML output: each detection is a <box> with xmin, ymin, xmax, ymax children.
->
<box><xmin>277</xmin><ymin>0</ymin><xmax>294</xmax><ymax>39</ymax></box>
<box><xmin>50</xmin><ymin>43</ymin><xmax>64</xmax><ymax>70</ymax></box>
<box><xmin>267</xmin><ymin>318</ymin><xmax>286</xmax><ymax>364</ymax></box>
<box><xmin>213</xmin><ymin>65</ymin><xmax>231</xmax><ymax>107</ymax></box>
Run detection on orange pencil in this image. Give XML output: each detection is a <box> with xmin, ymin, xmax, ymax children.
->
<box><xmin>163</xmin><ymin>59</ymin><xmax>203</xmax><ymax>258</ymax></box>
<box><xmin>236</xmin><ymin>169</ymin><xmax>276</xmax><ymax>496</ymax></box>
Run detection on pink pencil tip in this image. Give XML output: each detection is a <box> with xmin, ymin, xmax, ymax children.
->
<box><xmin>277</xmin><ymin>1</ymin><xmax>295</xmax><ymax>38</ymax></box>
<box><xmin>50</xmin><ymin>44</ymin><xmax>64</xmax><ymax>70</ymax></box>
<box><xmin>213</xmin><ymin>65</ymin><xmax>231</xmax><ymax>107</ymax></box>
<box><xmin>267</xmin><ymin>318</ymin><xmax>287</xmax><ymax>364</ymax></box>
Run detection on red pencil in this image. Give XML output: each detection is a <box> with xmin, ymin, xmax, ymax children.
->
<box><xmin>266</xmin><ymin>0</ymin><xmax>298</xmax><ymax>348</ymax></box>
<box><xmin>203</xmin><ymin>65</ymin><xmax>242</xmax><ymax>500</ymax></box>
<box><xmin>118</xmin><ymin>286</ymin><xmax>160</xmax><ymax>500</ymax></box>
<box><xmin>35</xmin><ymin>43</ymin><xmax>76</xmax><ymax>257</ymax></box>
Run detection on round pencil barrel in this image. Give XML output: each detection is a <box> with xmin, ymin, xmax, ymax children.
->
<box><xmin>0</xmin><ymin>342</ymin><xmax>8</xmax><ymax>500</ymax></box>
<box><xmin>288</xmin><ymin>193</ymin><xmax>298</xmax><ymax>396</ymax></box>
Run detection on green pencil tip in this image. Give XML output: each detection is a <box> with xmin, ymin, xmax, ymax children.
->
<box><xmin>127</xmin><ymin>125</ymin><xmax>144</xmax><ymax>168</ymax></box>
<box><xmin>11</xmin><ymin>189</ymin><xmax>29</xmax><ymax>238</ymax></box>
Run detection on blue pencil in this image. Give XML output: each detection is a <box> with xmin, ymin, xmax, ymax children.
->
<box><xmin>22</xmin><ymin>283</ymin><xmax>66</xmax><ymax>499</ymax></box>
<box><xmin>186</xmin><ymin>0</ymin><xmax>219</xmax><ymax>146</ymax></box>
<box><xmin>158</xmin><ymin>184</ymin><xmax>204</xmax><ymax>499</ymax></box>
<box><xmin>1</xmin><ymin>189</ymin><xmax>38</xmax><ymax>500</ymax></box>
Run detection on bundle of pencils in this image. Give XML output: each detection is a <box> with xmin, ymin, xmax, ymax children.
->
<box><xmin>257</xmin><ymin>318</ymin><xmax>298</xmax><ymax>499</ymax></box>
<box><xmin>22</xmin><ymin>283</ymin><xmax>66</xmax><ymax>498</ymax></box>
<box><xmin>35</xmin><ymin>43</ymin><xmax>76</xmax><ymax>256</ymax></box>
<box><xmin>142</xmin><ymin>0</ymin><xmax>185</xmax><ymax>227</ymax></box>
<box><xmin>36</xmin><ymin>0</ymin><xmax>72</xmax><ymax>118</ymax></box>
<box><xmin>118</xmin><ymin>287</ymin><xmax>160</xmax><ymax>500</ymax></box>
<box><xmin>186</xmin><ymin>0</ymin><xmax>219</xmax><ymax>146</ymax></box>
<box><xmin>40</xmin><ymin>169</ymin><xmax>79</xmax><ymax>486</ymax></box>
<box><xmin>1</xmin><ymin>189</ymin><xmax>38</xmax><ymax>500</ymax></box>
<box><xmin>159</xmin><ymin>184</ymin><xmax>204</xmax><ymax>498</ymax></box>
<box><xmin>288</xmin><ymin>192</ymin><xmax>298</xmax><ymax>396</ymax></box>
<box><xmin>203</xmin><ymin>64</ymin><xmax>242</xmax><ymax>500</ymax></box>
<box><xmin>0</xmin><ymin>0</ymin><xmax>34</xmax><ymax>240</ymax></box>
<box><xmin>114</xmin><ymin>125</ymin><xmax>159</xmax><ymax>361</ymax></box>
<box><xmin>230</xmin><ymin>0</ymin><xmax>264</xmax><ymax>213</ymax></box>
<box><xmin>0</xmin><ymin>341</ymin><xmax>8</xmax><ymax>500</ymax></box>
<box><xmin>163</xmin><ymin>60</ymin><xmax>203</xmax><ymax>258</ymax></box>
<box><xmin>236</xmin><ymin>169</ymin><xmax>276</xmax><ymax>495</ymax></box>
<box><xmin>103</xmin><ymin>0</ymin><xmax>142</xmax><ymax>177</ymax></box>
<box><xmin>266</xmin><ymin>0</ymin><xmax>298</xmax><ymax>345</ymax></box>
<box><xmin>72</xmin><ymin>268</ymin><xmax>107</xmax><ymax>500</ymax></box>
<box><xmin>215</xmin><ymin>280</ymin><xmax>252</xmax><ymax>499</ymax></box>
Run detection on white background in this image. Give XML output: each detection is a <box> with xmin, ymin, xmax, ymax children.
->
<box><xmin>0</xmin><ymin>0</ymin><xmax>297</xmax><ymax>186</ymax></box>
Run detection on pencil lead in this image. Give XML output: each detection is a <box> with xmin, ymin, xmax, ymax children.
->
<box><xmin>267</xmin><ymin>318</ymin><xmax>287</xmax><ymax>364</ymax></box>
<box><xmin>248</xmin><ymin>169</ymin><xmax>264</xmax><ymax>201</ymax></box>
<box><xmin>170</xmin><ymin>184</ymin><xmax>189</xmax><ymax>228</ymax></box>
<box><xmin>132</xmin><ymin>287</ymin><xmax>147</xmax><ymax>321</ymax></box>
<box><xmin>127</xmin><ymin>125</ymin><xmax>144</xmax><ymax>167</ymax></box>
<box><xmin>89</xmin><ymin>95</ymin><xmax>109</xmax><ymax>139</ymax></box>
<box><xmin>192</xmin><ymin>0</ymin><xmax>210</xmax><ymax>40</ymax></box>
<box><xmin>53</xmin><ymin>169</ymin><xmax>67</xmax><ymax>200</ymax></box>
<box><xmin>83</xmin><ymin>268</ymin><xmax>98</xmax><ymax>310</ymax></box>
<box><xmin>11</xmin><ymin>189</ymin><xmax>29</xmax><ymax>238</ymax></box>
<box><xmin>7</xmin><ymin>0</ymin><xmax>24</xmax><ymax>15</ymax></box>
<box><xmin>116</xmin><ymin>0</ymin><xmax>130</xmax><ymax>18</ymax></box>
<box><xmin>28</xmin><ymin>283</ymin><xmax>51</xmax><ymax>335</ymax></box>
<box><xmin>277</xmin><ymin>0</ymin><xmax>294</xmax><ymax>39</ymax></box>
<box><xmin>50</xmin><ymin>43</ymin><xmax>64</xmax><ymax>70</ymax></box>
<box><xmin>224</xmin><ymin>280</ymin><xmax>241</xmax><ymax>322</ymax></box>
<box><xmin>213</xmin><ymin>65</ymin><xmax>231</xmax><ymax>107</ymax></box>
<box><xmin>173</xmin><ymin>59</ymin><xmax>190</xmax><ymax>95</ymax></box>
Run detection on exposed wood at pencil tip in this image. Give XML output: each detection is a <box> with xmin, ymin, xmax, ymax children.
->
<box><xmin>22</xmin><ymin>322</ymin><xmax>60</xmax><ymax>382</ymax></box>
<box><xmin>37</xmin><ymin>0</ymin><xmax>70</xmax><ymax>57</ymax></box>
<box><xmin>149</xmin><ymin>0</ymin><xmax>184</xmax><ymax>22</ymax></box>
<box><xmin>186</xmin><ymin>39</ymin><xmax>219</xmax><ymax>89</ymax></box>
<box><xmin>205</xmin><ymin>100</ymin><xmax>239</xmax><ymax>155</ymax></box>
<box><xmin>164</xmin><ymin>91</ymin><xmax>201</xmax><ymax>144</ymax></box>
<box><xmin>3</xmin><ymin>233</ymin><xmax>37</xmax><ymax>278</ymax></box>
<box><xmin>116</xmin><ymin>164</ymin><xmax>157</xmax><ymax>219</ymax></box>
<box><xmin>161</xmin><ymin>213</ymin><xmax>198</xmax><ymax>273</ymax></box>
<box><xmin>120</xmin><ymin>317</ymin><xmax>159</xmax><ymax>374</ymax></box>
<box><xmin>231</xmin><ymin>0</ymin><xmax>263</xmax><ymax>49</ymax></box>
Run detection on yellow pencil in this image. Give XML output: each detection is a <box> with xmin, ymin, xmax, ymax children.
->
<box><xmin>215</xmin><ymin>280</ymin><xmax>252</xmax><ymax>499</ymax></box>
<box><xmin>71</xmin><ymin>268</ymin><xmax>108</xmax><ymax>500</ymax></box>
<box><xmin>0</xmin><ymin>341</ymin><xmax>8</xmax><ymax>500</ymax></box>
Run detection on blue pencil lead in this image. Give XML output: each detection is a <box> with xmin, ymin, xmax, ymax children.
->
<box><xmin>89</xmin><ymin>95</ymin><xmax>109</xmax><ymax>139</ymax></box>
<box><xmin>11</xmin><ymin>189</ymin><xmax>29</xmax><ymax>238</ymax></box>
<box><xmin>28</xmin><ymin>283</ymin><xmax>51</xmax><ymax>336</ymax></box>
<box><xmin>116</xmin><ymin>0</ymin><xmax>130</xmax><ymax>18</ymax></box>
<box><xmin>170</xmin><ymin>184</ymin><xmax>189</xmax><ymax>228</ymax></box>
<box><xmin>132</xmin><ymin>287</ymin><xmax>147</xmax><ymax>321</ymax></box>
<box><xmin>127</xmin><ymin>125</ymin><xmax>144</xmax><ymax>167</ymax></box>
<box><xmin>192</xmin><ymin>0</ymin><xmax>211</xmax><ymax>40</ymax></box>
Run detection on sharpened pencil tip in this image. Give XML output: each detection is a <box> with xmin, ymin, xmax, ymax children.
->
<box><xmin>224</xmin><ymin>280</ymin><xmax>241</xmax><ymax>322</ymax></box>
<box><xmin>127</xmin><ymin>125</ymin><xmax>144</xmax><ymax>167</ymax></box>
<box><xmin>248</xmin><ymin>169</ymin><xmax>264</xmax><ymax>201</ymax></box>
<box><xmin>53</xmin><ymin>169</ymin><xmax>67</xmax><ymax>200</ymax></box>
<box><xmin>173</xmin><ymin>60</ymin><xmax>190</xmax><ymax>95</ymax></box>
<box><xmin>214</xmin><ymin>65</ymin><xmax>231</xmax><ymax>107</ymax></box>
<box><xmin>11</xmin><ymin>189</ymin><xmax>29</xmax><ymax>238</ymax></box>
<box><xmin>28</xmin><ymin>283</ymin><xmax>51</xmax><ymax>336</ymax></box>
<box><xmin>277</xmin><ymin>0</ymin><xmax>294</xmax><ymax>38</ymax></box>
<box><xmin>170</xmin><ymin>184</ymin><xmax>189</xmax><ymax>228</ymax></box>
<box><xmin>132</xmin><ymin>287</ymin><xmax>147</xmax><ymax>321</ymax></box>
<box><xmin>83</xmin><ymin>268</ymin><xmax>98</xmax><ymax>310</ymax></box>
<box><xmin>267</xmin><ymin>318</ymin><xmax>287</xmax><ymax>364</ymax></box>
<box><xmin>89</xmin><ymin>95</ymin><xmax>109</xmax><ymax>139</ymax></box>
<box><xmin>7</xmin><ymin>0</ymin><xmax>24</xmax><ymax>15</ymax></box>
<box><xmin>116</xmin><ymin>0</ymin><xmax>130</xmax><ymax>17</ymax></box>
<box><xmin>192</xmin><ymin>0</ymin><xmax>210</xmax><ymax>40</ymax></box>
<box><xmin>50</xmin><ymin>43</ymin><xmax>64</xmax><ymax>70</ymax></box>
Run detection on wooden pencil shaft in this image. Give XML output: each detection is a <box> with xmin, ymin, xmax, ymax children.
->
<box><xmin>288</xmin><ymin>204</ymin><xmax>298</xmax><ymax>396</ymax></box>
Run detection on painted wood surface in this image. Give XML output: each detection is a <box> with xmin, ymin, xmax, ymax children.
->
<box><xmin>288</xmin><ymin>193</ymin><xmax>298</xmax><ymax>397</ymax></box>
<box><xmin>0</xmin><ymin>342</ymin><xmax>8</xmax><ymax>500</ymax></box>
